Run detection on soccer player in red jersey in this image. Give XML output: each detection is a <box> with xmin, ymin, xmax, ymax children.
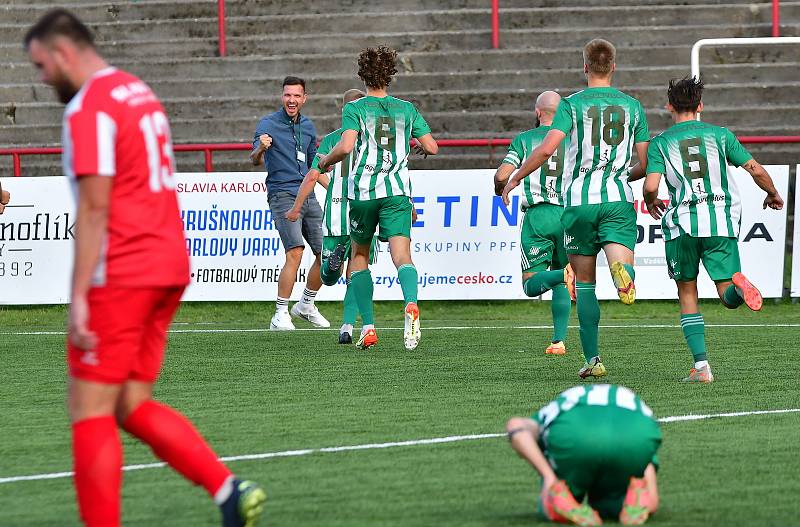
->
<box><xmin>25</xmin><ymin>10</ymin><xmax>265</xmax><ymax>527</ymax></box>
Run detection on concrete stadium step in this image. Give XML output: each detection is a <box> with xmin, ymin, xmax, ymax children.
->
<box><xmin>6</xmin><ymin>105</ymin><xmax>799</xmax><ymax>146</ymax></box>
<box><xmin>0</xmin><ymin>1</ymin><xmax>218</xmax><ymax>25</ymax></box>
<box><xmin>5</xmin><ymin>21</ymin><xmax>798</xmax><ymax>62</ymax></box>
<box><xmin>4</xmin><ymin>61</ymin><xmax>799</xmax><ymax>104</ymax></box>
<box><xmin>5</xmin><ymin>43</ymin><xmax>797</xmax><ymax>84</ymax></box>
<box><xmin>3</xmin><ymin>3</ymin><xmax>797</xmax><ymax>43</ymax></box>
<box><xmin>9</xmin><ymin>82</ymin><xmax>800</xmax><ymax>126</ymax></box>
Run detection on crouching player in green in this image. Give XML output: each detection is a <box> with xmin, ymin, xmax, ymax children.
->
<box><xmin>318</xmin><ymin>46</ymin><xmax>438</xmax><ymax>350</ymax></box>
<box><xmin>507</xmin><ymin>384</ymin><xmax>661</xmax><ymax>526</ymax></box>
<box><xmin>287</xmin><ymin>88</ymin><xmax>380</xmax><ymax>344</ymax></box>
<box><xmin>643</xmin><ymin>76</ymin><xmax>784</xmax><ymax>383</ymax></box>
<box><xmin>494</xmin><ymin>90</ymin><xmax>575</xmax><ymax>355</ymax></box>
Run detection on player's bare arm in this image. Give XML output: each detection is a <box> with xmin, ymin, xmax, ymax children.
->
<box><xmin>502</xmin><ymin>129</ymin><xmax>565</xmax><ymax>205</ymax></box>
<box><xmin>627</xmin><ymin>141</ymin><xmax>650</xmax><ymax>182</ymax></box>
<box><xmin>69</xmin><ymin>175</ymin><xmax>113</xmax><ymax>350</ymax></box>
<box><xmin>643</xmin><ymin>172</ymin><xmax>667</xmax><ymax>220</ymax></box>
<box><xmin>318</xmin><ymin>129</ymin><xmax>357</xmax><ymax>172</ymax></box>
<box><xmin>286</xmin><ymin>168</ymin><xmax>325</xmax><ymax>222</ymax></box>
<box><xmin>506</xmin><ymin>417</ymin><xmax>558</xmax><ymax>501</ymax></box>
<box><xmin>741</xmin><ymin>159</ymin><xmax>784</xmax><ymax>210</ymax></box>
<box><xmin>493</xmin><ymin>163</ymin><xmax>515</xmax><ymax>196</ymax></box>
<box><xmin>249</xmin><ymin>133</ymin><xmax>272</xmax><ymax>166</ymax></box>
<box><xmin>0</xmin><ymin>181</ymin><xmax>9</xmax><ymax>214</ymax></box>
<box><xmin>414</xmin><ymin>133</ymin><xmax>439</xmax><ymax>156</ymax></box>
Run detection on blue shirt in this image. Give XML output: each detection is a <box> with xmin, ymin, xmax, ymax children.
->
<box><xmin>252</xmin><ymin>109</ymin><xmax>318</xmax><ymax>196</ymax></box>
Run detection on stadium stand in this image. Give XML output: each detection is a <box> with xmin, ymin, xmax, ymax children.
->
<box><xmin>1</xmin><ymin>0</ymin><xmax>799</xmax><ymax>175</ymax></box>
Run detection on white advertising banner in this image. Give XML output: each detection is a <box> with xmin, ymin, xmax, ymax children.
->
<box><xmin>0</xmin><ymin>168</ymin><xmax>790</xmax><ymax>304</ymax></box>
<box><xmin>792</xmin><ymin>165</ymin><xmax>800</xmax><ymax>297</ymax></box>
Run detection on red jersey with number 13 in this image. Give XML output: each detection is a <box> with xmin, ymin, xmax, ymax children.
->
<box><xmin>62</xmin><ymin>68</ymin><xmax>189</xmax><ymax>288</ymax></box>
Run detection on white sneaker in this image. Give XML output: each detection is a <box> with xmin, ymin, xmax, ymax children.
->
<box><xmin>290</xmin><ymin>303</ymin><xmax>331</xmax><ymax>328</ymax></box>
<box><xmin>270</xmin><ymin>311</ymin><xmax>295</xmax><ymax>331</ymax></box>
<box><xmin>403</xmin><ymin>302</ymin><xmax>421</xmax><ymax>350</ymax></box>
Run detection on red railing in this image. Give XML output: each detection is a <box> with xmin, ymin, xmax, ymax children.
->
<box><xmin>773</xmin><ymin>0</ymin><xmax>781</xmax><ymax>37</ymax></box>
<box><xmin>217</xmin><ymin>0</ymin><xmax>227</xmax><ymax>57</ymax></box>
<box><xmin>491</xmin><ymin>0</ymin><xmax>500</xmax><ymax>49</ymax></box>
<box><xmin>3</xmin><ymin>137</ymin><xmax>800</xmax><ymax>177</ymax></box>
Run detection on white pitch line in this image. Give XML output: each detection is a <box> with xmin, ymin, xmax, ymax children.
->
<box><xmin>3</xmin><ymin>323</ymin><xmax>799</xmax><ymax>336</ymax></box>
<box><xmin>1</xmin><ymin>409</ymin><xmax>798</xmax><ymax>486</ymax></box>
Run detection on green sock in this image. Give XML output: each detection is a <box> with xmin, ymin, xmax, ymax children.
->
<box><xmin>550</xmin><ymin>284</ymin><xmax>571</xmax><ymax>342</ymax></box>
<box><xmin>320</xmin><ymin>260</ymin><xmax>342</xmax><ymax>287</ymax></box>
<box><xmin>523</xmin><ymin>269</ymin><xmax>565</xmax><ymax>297</ymax></box>
<box><xmin>623</xmin><ymin>263</ymin><xmax>636</xmax><ymax>282</ymax></box>
<box><xmin>397</xmin><ymin>264</ymin><xmax>418</xmax><ymax>306</ymax></box>
<box><xmin>575</xmin><ymin>282</ymin><xmax>600</xmax><ymax>362</ymax></box>
<box><xmin>349</xmin><ymin>269</ymin><xmax>374</xmax><ymax>326</ymax></box>
<box><xmin>342</xmin><ymin>283</ymin><xmax>358</xmax><ymax>326</ymax></box>
<box><xmin>722</xmin><ymin>284</ymin><xmax>744</xmax><ymax>308</ymax></box>
<box><xmin>680</xmin><ymin>313</ymin><xmax>707</xmax><ymax>362</ymax></box>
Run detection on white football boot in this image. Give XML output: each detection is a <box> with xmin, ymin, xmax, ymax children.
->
<box><xmin>291</xmin><ymin>303</ymin><xmax>331</xmax><ymax>328</ymax></box>
<box><xmin>269</xmin><ymin>310</ymin><xmax>295</xmax><ymax>331</ymax></box>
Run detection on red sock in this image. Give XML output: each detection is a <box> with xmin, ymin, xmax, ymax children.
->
<box><xmin>122</xmin><ymin>400</ymin><xmax>232</xmax><ymax>496</ymax></box>
<box><xmin>72</xmin><ymin>416</ymin><xmax>122</xmax><ymax>527</ymax></box>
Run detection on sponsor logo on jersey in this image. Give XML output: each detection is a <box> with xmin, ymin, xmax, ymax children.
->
<box><xmin>564</xmin><ymin>233</ymin><xmax>578</xmax><ymax>250</ymax></box>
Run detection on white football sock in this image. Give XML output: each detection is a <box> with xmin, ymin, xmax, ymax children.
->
<box><xmin>695</xmin><ymin>360</ymin><xmax>709</xmax><ymax>370</ymax></box>
<box><xmin>276</xmin><ymin>297</ymin><xmax>289</xmax><ymax>314</ymax></box>
<box><xmin>340</xmin><ymin>324</ymin><xmax>353</xmax><ymax>335</ymax></box>
<box><xmin>213</xmin><ymin>475</ymin><xmax>235</xmax><ymax>506</ymax></box>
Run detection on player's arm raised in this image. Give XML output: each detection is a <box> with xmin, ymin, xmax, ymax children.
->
<box><xmin>506</xmin><ymin>417</ymin><xmax>558</xmax><ymax>502</ymax></box>
<box><xmin>741</xmin><ymin>159</ymin><xmax>784</xmax><ymax>210</ymax></box>
<box><xmin>0</xmin><ymin>181</ymin><xmax>10</xmax><ymax>214</ymax></box>
<box><xmin>318</xmin><ymin>130</ymin><xmax>357</xmax><ymax>172</ymax></box>
<box><xmin>502</xmin><ymin>129</ymin><xmax>565</xmax><ymax>205</ymax></box>
<box><xmin>69</xmin><ymin>175</ymin><xmax>113</xmax><ymax>350</ymax></box>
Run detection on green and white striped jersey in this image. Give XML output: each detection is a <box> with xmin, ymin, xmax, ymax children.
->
<box><xmin>341</xmin><ymin>95</ymin><xmax>431</xmax><ymax>201</ymax></box>
<box><xmin>312</xmin><ymin>128</ymin><xmax>351</xmax><ymax>237</ymax></box>
<box><xmin>503</xmin><ymin>125</ymin><xmax>566</xmax><ymax>208</ymax></box>
<box><xmin>551</xmin><ymin>87</ymin><xmax>649</xmax><ymax>207</ymax></box>
<box><xmin>534</xmin><ymin>384</ymin><xmax>655</xmax><ymax>431</ymax></box>
<box><xmin>647</xmin><ymin>121</ymin><xmax>752</xmax><ymax>240</ymax></box>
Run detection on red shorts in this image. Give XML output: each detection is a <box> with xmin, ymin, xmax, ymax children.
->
<box><xmin>67</xmin><ymin>286</ymin><xmax>185</xmax><ymax>384</ymax></box>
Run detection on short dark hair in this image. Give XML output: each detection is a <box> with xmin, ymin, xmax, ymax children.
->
<box><xmin>583</xmin><ymin>39</ymin><xmax>615</xmax><ymax>76</ymax></box>
<box><xmin>357</xmin><ymin>46</ymin><xmax>398</xmax><ymax>89</ymax></box>
<box><xmin>24</xmin><ymin>9</ymin><xmax>94</xmax><ymax>49</ymax></box>
<box><xmin>283</xmin><ymin>76</ymin><xmax>306</xmax><ymax>92</ymax></box>
<box><xmin>668</xmin><ymin>76</ymin><xmax>704</xmax><ymax>113</ymax></box>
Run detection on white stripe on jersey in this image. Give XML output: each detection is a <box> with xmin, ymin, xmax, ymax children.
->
<box><xmin>96</xmin><ymin>111</ymin><xmax>117</xmax><ymax>177</ymax></box>
<box><xmin>662</xmin><ymin>141</ymin><xmax>685</xmax><ymax>239</ymax></box>
<box><xmin>391</xmin><ymin>113</ymin><xmax>408</xmax><ymax>195</ymax></box>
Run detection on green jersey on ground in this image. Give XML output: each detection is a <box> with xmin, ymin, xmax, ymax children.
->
<box><xmin>535</xmin><ymin>384</ymin><xmax>655</xmax><ymax>430</ymax></box>
<box><xmin>341</xmin><ymin>95</ymin><xmax>431</xmax><ymax>201</ymax></box>
<box><xmin>646</xmin><ymin>121</ymin><xmax>753</xmax><ymax>241</ymax></box>
<box><xmin>533</xmin><ymin>384</ymin><xmax>662</xmax><ymax>519</ymax></box>
<box><xmin>551</xmin><ymin>87</ymin><xmax>649</xmax><ymax>207</ymax></box>
<box><xmin>313</xmin><ymin>128</ymin><xmax>351</xmax><ymax>237</ymax></box>
<box><xmin>503</xmin><ymin>125</ymin><xmax>566</xmax><ymax>208</ymax></box>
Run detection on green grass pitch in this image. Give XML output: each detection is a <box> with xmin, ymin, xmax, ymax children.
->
<box><xmin>1</xmin><ymin>300</ymin><xmax>799</xmax><ymax>526</ymax></box>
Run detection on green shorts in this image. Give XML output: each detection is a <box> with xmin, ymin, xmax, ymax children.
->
<box><xmin>322</xmin><ymin>235</ymin><xmax>378</xmax><ymax>267</ymax></box>
<box><xmin>541</xmin><ymin>406</ymin><xmax>661</xmax><ymax>519</ymax></box>
<box><xmin>520</xmin><ymin>203</ymin><xmax>568</xmax><ymax>273</ymax></box>
<box><xmin>665</xmin><ymin>235</ymin><xmax>741</xmax><ymax>282</ymax></box>
<box><xmin>348</xmin><ymin>195</ymin><xmax>412</xmax><ymax>246</ymax></box>
<box><xmin>561</xmin><ymin>202</ymin><xmax>637</xmax><ymax>256</ymax></box>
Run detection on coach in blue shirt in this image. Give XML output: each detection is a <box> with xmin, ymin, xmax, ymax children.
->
<box><xmin>250</xmin><ymin>76</ymin><xmax>329</xmax><ymax>331</ymax></box>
